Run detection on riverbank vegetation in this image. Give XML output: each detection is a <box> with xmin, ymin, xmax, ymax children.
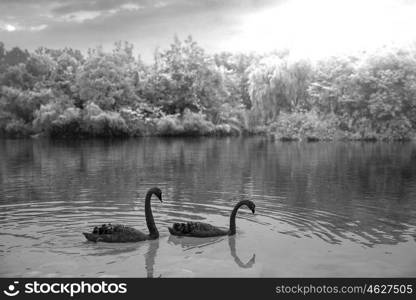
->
<box><xmin>1</xmin><ymin>37</ymin><xmax>416</xmax><ymax>140</ymax></box>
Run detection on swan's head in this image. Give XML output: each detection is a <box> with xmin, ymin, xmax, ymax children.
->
<box><xmin>149</xmin><ymin>187</ymin><xmax>163</xmax><ymax>202</ymax></box>
<box><xmin>247</xmin><ymin>200</ymin><xmax>255</xmax><ymax>214</ymax></box>
<box><xmin>236</xmin><ymin>200</ymin><xmax>255</xmax><ymax>214</ymax></box>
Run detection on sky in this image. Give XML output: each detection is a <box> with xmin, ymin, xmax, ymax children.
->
<box><xmin>1</xmin><ymin>0</ymin><xmax>416</xmax><ymax>61</ymax></box>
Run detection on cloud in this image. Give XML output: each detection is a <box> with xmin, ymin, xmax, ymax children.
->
<box><xmin>108</xmin><ymin>3</ymin><xmax>143</xmax><ymax>15</ymax></box>
<box><xmin>58</xmin><ymin>11</ymin><xmax>103</xmax><ymax>23</ymax></box>
<box><xmin>119</xmin><ymin>3</ymin><xmax>142</xmax><ymax>11</ymax></box>
<box><xmin>0</xmin><ymin>0</ymin><xmax>286</xmax><ymax>61</ymax></box>
<box><xmin>0</xmin><ymin>22</ymin><xmax>48</xmax><ymax>32</ymax></box>
<box><xmin>51</xmin><ymin>0</ymin><xmax>151</xmax><ymax>15</ymax></box>
<box><xmin>3</xmin><ymin>24</ymin><xmax>17</xmax><ymax>32</ymax></box>
<box><xmin>29</xmin><ymin>24</ymin><xmax>48</xmax><ymax>31</ymax></box>
<box><xmin>0</xmin><ymin>0</ymin><xmax>152</xmax><ymax>29</ymax></box>
<box><xmin>154</xmin><ymin>2</ymin><xmax>168</xmax><ymax>8</ymax></box>
<box><xmin>51</xmin><ymin>1</ymin><xmax>144</xmax><ymax>23</ymax></box>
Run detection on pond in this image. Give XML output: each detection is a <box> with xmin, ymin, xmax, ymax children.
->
<box><xmin>0</xmin><ymin>137</ymin><xmax>415</xmax><ymax>277</ymax></box>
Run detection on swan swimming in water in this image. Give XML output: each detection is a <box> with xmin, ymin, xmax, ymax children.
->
<box><xmin>83</xmin><ymin>187</ymin><xmax>163</xmax><ymax>242</ymax></box>
<box><xmin>168</xmin><ymin>200</ymin><xmax>255</xmax><ymax>237</ymax></box>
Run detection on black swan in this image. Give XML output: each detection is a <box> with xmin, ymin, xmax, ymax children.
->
<box><xmin>83</xmin><ymin>187</ymin><xmax>163</xmax><ymax>242</ymax></box>
<box><xmin>168</xmin><ymin>200</ymin><xmax>255</xmax><ymax>237</ymax></box>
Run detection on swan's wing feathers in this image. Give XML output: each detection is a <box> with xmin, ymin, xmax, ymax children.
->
<box><xmin>191</xmin><ymin>222</ymin><xmax>217</xmax><ymax>231</ymax></box>
<box><xmin>88</xmin><ymin>223</ymin><xmax>145</xmax><ymax>239</ymax></box>
<box><xmin>171</xmin><ymin>222</ymin><xmax>227</xmax><ymax>236</ymax></box>
<box><xmin>173</xmin><ymin>221</ymin><xmax>207</xmax><ymax>233</ymax></box>
<box><xmin>91</xmin><ymin>223</ymin><xmax>138</xmax><ymax>235</ymax></box>
<box><xmin>111</xmin><ymin>224</ymin><xmax>137</xmax><ymax>233</ymax></box>
<box><xmin>93</xmin><ymin>223</ymin><xmax>114</xmax><ymax>234</ymax></box>
<box><xmin>85</xmin><ymin>224</ymin><xmax>147</xmax><ymax>242</ymax></box>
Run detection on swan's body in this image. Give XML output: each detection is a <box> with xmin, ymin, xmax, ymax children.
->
<box><xmin>83</xmin><ymin>224</ymin><xmax>149</xmax><ymax>242</ymax></box>
<box><xmin>168</xmin><ymin>200</ymin><xmax>255</xmax><ymax>237</ymax></box>
<box><xmin>169</xmin><ymin>222</ymin><xmax>229</xmax><ymax>237</ymax></box>
<box><xmin>83</xmin><ymin>187</ymin><xmax>162</xmax><ymax>243</ymax></box>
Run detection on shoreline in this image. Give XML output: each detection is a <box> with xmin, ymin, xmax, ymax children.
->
<box><xmin>1</xmin><ymin>132</ymin><xmax>415</xmax><ymax>142</ymax></box>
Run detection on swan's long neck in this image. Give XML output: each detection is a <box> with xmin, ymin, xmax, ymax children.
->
<box><xmin>229</xmin><ymin>201</ymin><xmax>247</xmax><ymax>235</ymax></box>
<box><xmin>145</xmin><ymin>191</ymin><xmax>159</xmax><ymax>239</ymax></box>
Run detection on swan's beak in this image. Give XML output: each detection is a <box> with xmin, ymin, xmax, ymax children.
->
<box><xmin>251</xmin><ymin>208</ymin><xmax>255</xmax><ymax>214</ymax></box>
<box><xmin>159</xmin><ymin>196</ymin><xmax>163</xmax><ymax>202</ymax></box>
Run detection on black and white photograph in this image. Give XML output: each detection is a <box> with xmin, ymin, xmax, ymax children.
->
<box><xmin>0</xmin><ymin>0</ymin><xmax>416</xmax><ymax>293</ymax></box>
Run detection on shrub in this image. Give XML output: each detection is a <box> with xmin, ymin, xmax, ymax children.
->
<box><xmin>4</xmin><ymin>119</ymin><xmax>33</xmax><ymax>137</ymax></box>
<box><xmin>345</xmin><ymin>115</ymin><xmax>413</xmax><ymax>141</ymax></box>
<box><xmin>82</xmin><ymin>103</ymin><xmax>129</xmax><ymax>137</ymax></box>
<box><xmin>49</xmin><ymin>107</ymin><xmax>82</xmax><ymax>138</ymax></box>
<box><xmin>214</xmin><ymin>123</ymin><xmax>241</xmax><ymax>136</ymax></box>
<box><xmin>155</xmin><ymin>114</ymin><xmax>184</xmax><ymax>136</ymax></box>
<box><xmin>119</xmin><ymin>108</ymin><xmax>147</xmax><ymax>136</ymax></box>
<box><xmin>1</xmin><ymin>86</ymin><xmax>53</xmax><ymax>125</ymax></box>
<box><xmin>272</xmin><ymin>110</ymin><xmax>340</xmax><ymax>141</ymax></box>
<box><xmin>182</xmin><ymin>109</ymin><xmax>215</xmax><ymax>136</ymax></box>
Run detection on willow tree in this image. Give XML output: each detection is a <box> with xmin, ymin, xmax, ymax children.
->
<box><xmin>247</xmin><ymin>54</ymin><xmax>312</xmax><ymax>124</ymax></box>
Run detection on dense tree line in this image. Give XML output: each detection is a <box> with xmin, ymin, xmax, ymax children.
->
<box><xmin>1</xmin><ymin>37</ymin><xmax>416</xmax><ymax>140</ymax></box>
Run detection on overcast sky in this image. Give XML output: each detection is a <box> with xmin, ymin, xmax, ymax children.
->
<box><xmin>1</xmin><ymin>0</ymin><xmax>416</xmax><ymax>61</ymax></box>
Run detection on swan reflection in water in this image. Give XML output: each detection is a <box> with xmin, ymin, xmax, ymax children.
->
<box><xmin>228</xmin><ymin>236</ymin><xmax>255</xmax><ymax>268</ymax></box>
<box><xmin>83</xmin><ymin>239</ymin><xmax>160</xmax><ymax>277</ymax></box>
<box><xmin>145</xmin><ymin>239</ymin><xmax>160</xmax><ymax>278</ymax></box>
<box><xmin>168</xmin><ymin>235</ymin><xmax>256</xmax><ymax>269</ymax></box>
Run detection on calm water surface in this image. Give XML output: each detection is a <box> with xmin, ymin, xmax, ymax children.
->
<box><xmin>0</xmin><ymin>137</ymin><xmax>415</xmax><ymax>277</ymax></box>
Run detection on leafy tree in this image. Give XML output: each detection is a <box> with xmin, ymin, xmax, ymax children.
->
<box><xmin>345</xmin><ymin>50</ymin><xmax>416</xmax><ymax>138</ymax></box>
<box><xmin>4</xmin><ymin>47</ymin><xmax>29</xmax><ymax>66</ymax></box>
<box><xmin>148</xmin><ymin>36</ymin><xmax>226</xmax><ymax>117</ymax></box>
<box><xmin>308</xmin><ymin>56</ymin><xmax>357</xmax><ymax>115</ymax></box>
<box><xmin>76</xmin><ymin>42</ymin><xmax>139</xmax><ymax>110</ymax></box>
